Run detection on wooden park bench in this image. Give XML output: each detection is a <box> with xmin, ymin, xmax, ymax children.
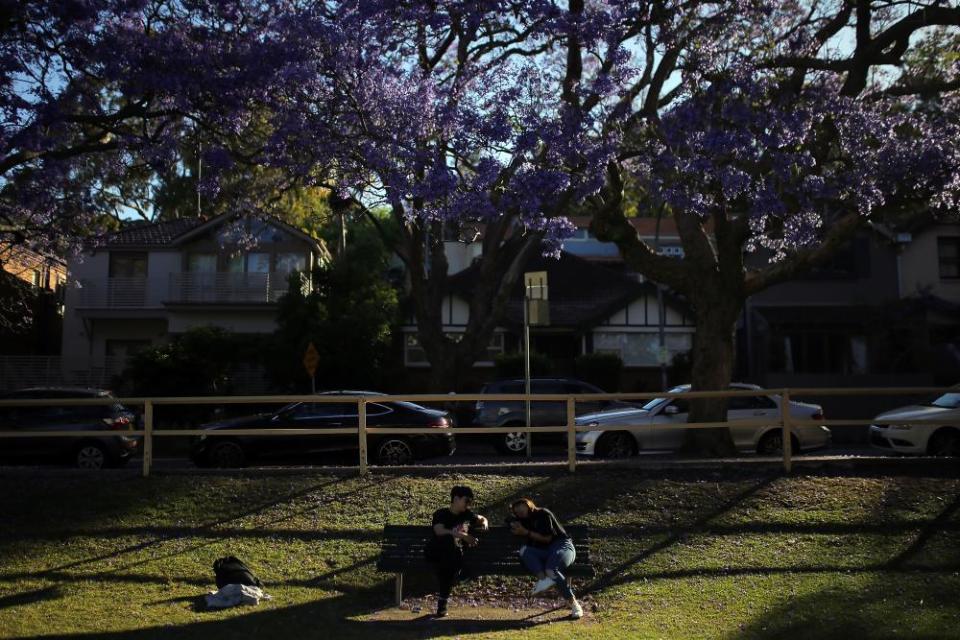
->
<box><xmin>377</xmin><ymin>524</ymin><xmax>595</xmax><ymax>605</ymax></box>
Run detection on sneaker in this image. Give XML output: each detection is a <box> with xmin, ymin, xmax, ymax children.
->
<box><xmin>436</xmin><ymin>598</ymin><xmax>448</xmax><ymax>617</ymax></box>
<box><xmin>531</xmin><ymin>576</ymin><xmax>555</xmax><ymax>595</ymax></box>
<box><xmin>570</xmin><ymin>599</ymin><xmax>584</xmax><ymax>619</ymax></box>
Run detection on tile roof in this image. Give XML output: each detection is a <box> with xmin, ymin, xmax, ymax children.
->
<box><xmin>103</xmin><ymin>218</ymin><xmax>207</xmax><ymax>246</ymax></box>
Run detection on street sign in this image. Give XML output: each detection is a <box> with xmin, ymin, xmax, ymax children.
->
<box><xmin>524</xmin><ymin>271</ymin><xmax>548</xmax><ymax>300</ymax></box>
<box><xmin>303</xmin><ymin>342</ymin><xmax>320</xmax><ymax>378</ymax></box>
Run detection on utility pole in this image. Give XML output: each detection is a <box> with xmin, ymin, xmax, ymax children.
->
<box><xmin>653</xmin><ymin>206</ymin><xmax>668</xmax><ymax>391</ymax></box>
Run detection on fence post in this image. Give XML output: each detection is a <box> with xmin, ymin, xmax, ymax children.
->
<box><xmin>358</xmin><ymin>398</ymin><xmax>368</xmax><ymax>475</ymax></box>
<box><xmin>567</xmin><ymin>397</ymin><xmax>576</xmax><ymax>473</ymax></box>
<box><xmin>780</xmin><ymin>389</ymin><xmax>792</xmax><ymax>474</ymax></box>
<box><xmin>142</xmin><ymin>400</ymin><xmax>153</xmax><ymax>478</ymax></box>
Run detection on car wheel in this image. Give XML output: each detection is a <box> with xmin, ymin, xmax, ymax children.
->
<box><xmin>207</xmin><ymin>441</ymin><xmax>246</xmax><ymax>468</ymax></box>
<box><xmin>74</xmin><ymin>442</ymin><xmax>108</xmax><ymax>470</ymax></box>
<box><xmin>927</xmin><ymin>429</ymin><xmax>960</xmax><ymax>457</ymax></box>
<box><xmin>595</xmin><ymin>431</ymin><xmax>637</xmax><ymax>459</ymax></box>
<box><xmin>757</xmin><ymin>431</ymin><xmax>801</xmax><ymax>456</ymax></box>
<box><xmin>376</xmin><ymin>438</ymin><xmax>414</xmax><ymax>465</ymax></box>
<box><xmin>496</xmin><ymin>429</ymin><xmax>528</xmax><ymax>455</ymax></box>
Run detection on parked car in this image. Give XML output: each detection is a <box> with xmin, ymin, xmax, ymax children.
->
<box><xmin>471</xmin><ymin>378</ymin><xmax>627</xmax><ymax>454</ymax></box>
<box><xmin>869</xmin><ymin>387</ymin><xmax>959</xmax><ymax>456</ymax></box>
<box><xmin>575</xmin><ymin>383</ymin><xmax>831</xmax><ymax>458</ymax></box>
<box><xmin>191</xmin><ymin>390</ymin><xmax>455</xmax><ymax>467</ymax></box>
<box><xmin>0</xmin><ymin>387</ymin><xmax>139</xmax><ymax>469</ymax></box>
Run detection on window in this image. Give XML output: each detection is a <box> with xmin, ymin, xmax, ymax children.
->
<box><xmin>659</xmin><ymin>245</ymin><xmax>685</xmax><ymax>258</ymax></box>
<box><xmin>247</xmin><ymin>253</ymin><xmax>271</xmax><ymax>273</ymax></box>
<box><xmin>769</xmin><ymin>330</ymin><xmax>870</xmax><ymax>374</ymax></box>
<box><xmin>938</xmin><ymin>237</ymin><xmax>960</xmax><ymax>279</ymax></box>
<box><xmin>728</xmin><ymin>394</ymin><xmax>776</xmax><ymax>410</ymax></box>
<box><xmin>31</xmin><ymin>269</ymin><xmax>41</xmax><ymax>287</ymax></box>
<box><xmin>187</xmin><ymin>254</ymin><xmax>217</xmax><ymax>272</ymax></box>
<box><xmin>109</xmin><ymin>252</ymin><xmax>147</xmax><ymax>277</ymax></box>
<box><xmin>276</xmin><ymin>253</ymin><xmax>306</xmax><ymax>275</ymax></box>
<box><xmin>405</xmin><ymin>334</ymin><xmax>429</xmax><ymax>365</ymax></box>
<box><xmin>290</xmin><ymin>402</ymin><xmax>356</xmax><ymax>418</ymax></box>
<box><xmin>594</xmin><ymin>332</ymin><xmax>692</xmax><ymax>366</ymax></box>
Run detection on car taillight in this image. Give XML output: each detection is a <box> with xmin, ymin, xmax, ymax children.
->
<box><xmin>104</xmin><ymin>416</ymin><xmax>131</xmax><ymax>431</ymax></box>
<box><xmin>811</xmin><ymin>409</ymin><xmax>824</xmax><ymax>421</ymax></box>
<box><xmin>430</xmin><ymin>417</ymin><xmax>450</xmax><ymax>428</ymax></box>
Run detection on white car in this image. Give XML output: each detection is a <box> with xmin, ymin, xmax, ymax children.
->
<box><xmin>869</xmin><ymin>388</ymin><xmax>960</xmax><ymax>456</ymax></box>
<box><xmin>575</xmin><ymin>383</ymin><xmax>831</xmax><ymax>458</ymax></box>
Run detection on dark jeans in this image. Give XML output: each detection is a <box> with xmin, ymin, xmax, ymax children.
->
<box><xmin>520</xmin><ymin>537</ymin><xmax>576</xmax><ymax>600</ymax></box>
<box><xmin>428</xmin><ymin>536</ymin><xmax>464</xmax><ymax>600</ymax></box>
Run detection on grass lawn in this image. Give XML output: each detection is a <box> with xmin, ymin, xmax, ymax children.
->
<box><xmin>0</xmin><ymin>468</ymin><xmax>959</xmax><ymax>639</ymax></box>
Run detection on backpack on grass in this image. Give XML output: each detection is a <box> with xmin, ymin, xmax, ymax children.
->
<box><xmin>213</xmin><ymin>556</ymin><xmax>263</xmax><ymax>589</ymax></box>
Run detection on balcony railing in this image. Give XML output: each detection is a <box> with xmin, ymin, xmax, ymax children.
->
<box><xmin>76</xmin><ymin>272</ymin><xmax>297</xmax><ymax>308</ymax></box>
<box><xmin>168</xmin><ymin>272</ymin><xmax>291</xmax><ymax>304</ymax></box>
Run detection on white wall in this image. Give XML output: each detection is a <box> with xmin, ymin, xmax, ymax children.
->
<box><xmin>444</xmin><ymin>242</ymin><xmax>482</xmax><ymax>274</ymax></box>
<box><xmin>900</xmin><ymin>224</ymin><xmax>960</xmax><ymax>303</ymax></box>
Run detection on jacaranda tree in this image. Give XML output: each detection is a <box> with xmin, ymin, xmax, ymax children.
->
<box><xmin>4</xmin><ymin>2</ymin><xmax>959</xmax><ymax>453</ymax></box>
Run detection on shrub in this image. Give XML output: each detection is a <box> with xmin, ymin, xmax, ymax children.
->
<box><xmin>575</xmin><ymin>352</ymin><xmax>623</xmax><ymax>391</ymax></box>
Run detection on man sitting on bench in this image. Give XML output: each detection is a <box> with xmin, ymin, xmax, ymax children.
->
<box><xmin>425</xmin><ymin>485</ymin><xmax>489</xmax><ymax>617</ymax></box>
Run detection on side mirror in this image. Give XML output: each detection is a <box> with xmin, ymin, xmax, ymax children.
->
<box><xmin>664</xmin><ymin>405</ymin><xmax>680</xmax><ymax>416</ymax></box>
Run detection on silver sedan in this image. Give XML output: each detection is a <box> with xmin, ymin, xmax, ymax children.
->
<box><xmin>575</xmin><ymin>383</ymin><xmax>831</xmax><ymax>458</ymax></box>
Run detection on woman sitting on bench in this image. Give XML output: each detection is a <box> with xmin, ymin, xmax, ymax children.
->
<box><xmin>508</xmin><ymin>497</ymin><xmax>584</xmax><ymax>620</ymax></box>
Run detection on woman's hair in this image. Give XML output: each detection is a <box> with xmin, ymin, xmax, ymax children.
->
<box><xmin>511</xmin><ymin>497</ymin><xmax>537</xmax><ymax>513</ymax></box>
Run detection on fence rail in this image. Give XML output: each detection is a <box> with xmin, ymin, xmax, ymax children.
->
<box><xmin>0</xmin><ymin>386</ymin><xmax>954</xmax><ymax>477</ymax></box>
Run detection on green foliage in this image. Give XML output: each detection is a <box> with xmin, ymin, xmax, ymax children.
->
<box><xmin>269</xmin><ymin>218</ymin><xmax>399</xmax><ymax>391</ymax></box>
<box><xmin>123</xmin><ymin>326</ymin><xmax>252</xmax><ymax>396</ymax></box>
<box><xmin>0</xmin><ymin>271</ymin><xmax>61</xmax><ymax>355</ymax></box>
<box><xmin>574</xmin><ymin>352</ymin><xmax>623</xmax><ymax>391</ymax></box>
<box><xmin>494</xmin><ymin>351</ymin><xmax>552</xmax><ymax>378</ymax></box>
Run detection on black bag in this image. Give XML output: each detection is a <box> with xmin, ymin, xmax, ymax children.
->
<box><xmin>213</xmin><ymin>556</ymin><xmax>263</xmax><ymax>588</ymax></box>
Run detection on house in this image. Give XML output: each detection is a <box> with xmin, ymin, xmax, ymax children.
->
<box><xmin>0</xmin><ymin>244</ymin><xmax>67</xmax><ymax>292</ymax></box>
<box><xmin>58</xmin><ymin>213</ymin><xmax>329</xmax><ymax>388</ymax></box>
<box><xmin>895</xmin><ymin>220</ymin><xmax>960</xmax><ymax>384</ymax></box>
<box><xmin>400</xmin><ymin>250</ymin><xmax>695</xmax><ymax>391</ymax></box>
<box><xmin>0</xmin><ymin>245</ymin><xmax>67</xmax><ymax>356</ymax></box>
<box><xmin>741</xmin><ymin>221</ymin><xmax>960</xmax><ymax>389</ymax></box>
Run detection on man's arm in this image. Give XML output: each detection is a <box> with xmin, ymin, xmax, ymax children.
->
<box><xmin>433</xmin><ymin>523</ymin><xmax>478</xmax><ymax>545</ymax></box>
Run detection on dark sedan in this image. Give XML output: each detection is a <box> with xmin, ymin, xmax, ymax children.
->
<box><xmin>191</xmin><ymin>392</ymin><xmax>455</xmax><ymax>467</ymax></box>
<box><xmin>0</xmin><ymin>387</ymin><xmax>139</xmax><ymax>469</ymax></box>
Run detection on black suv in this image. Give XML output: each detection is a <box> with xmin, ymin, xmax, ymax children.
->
<box><xmin>0</xmin><ymin>388</ymin><xmax>139</xmax><ymax>469</ymax></box>
<box><xmin>472</xmin><ymin>378</ymin><xmax>616</xmax><ymax>454</ymax></box>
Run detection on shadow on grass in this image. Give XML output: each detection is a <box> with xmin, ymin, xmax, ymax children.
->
<box><xmin>728</xmin><ymin>568</ymin><xmax>960</xmax><ymax>640</ymax></box>
<box><xmin>0</xmin><ymin>586</ymin><xmax>63</xmax><ymax>611</ymax></box>
<box><xmin>20</xmin><ymin>476</ymin><xmax>354</xmax><ymax>576</ymax></box>
<box><xmin>582</xmin><ymin>475</ymin><xmax>779</xmax><ymax>595</ymax></box>
<box><xmin>8</xmin><ymin>585</ymin><xmax>560</xmax><ymax>640</ymax></box>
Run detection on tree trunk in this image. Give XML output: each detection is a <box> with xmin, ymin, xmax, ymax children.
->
<box><xmin>682</xmin><ymin>298</ymin><xmax>741</xmax><ymax>456</ymax></box>
<box><xmin>426</xmin><ymin>347</ymin><xmax>462</xmax><ymax>393</ymax></box>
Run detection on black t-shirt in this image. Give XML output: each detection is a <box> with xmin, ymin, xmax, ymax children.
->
<box><xmin>432</xmin><ymin>508</ymin><xmax>483</xmax><ymax>544</ymax></box>
<box><xmin>519</xmin><ymin>508</ymin><xmax>568</xmax><ymax>549</ymax></box>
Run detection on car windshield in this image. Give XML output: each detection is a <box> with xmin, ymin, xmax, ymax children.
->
<box><xmin>929</xmin><ymin>393</ymin><xmax>960</xmax><ymax>409</ymax></box>
<box><xmin>641</xmin><ymin>386</ymin><xmax>688</xmax><ymax>412</ymax></box>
